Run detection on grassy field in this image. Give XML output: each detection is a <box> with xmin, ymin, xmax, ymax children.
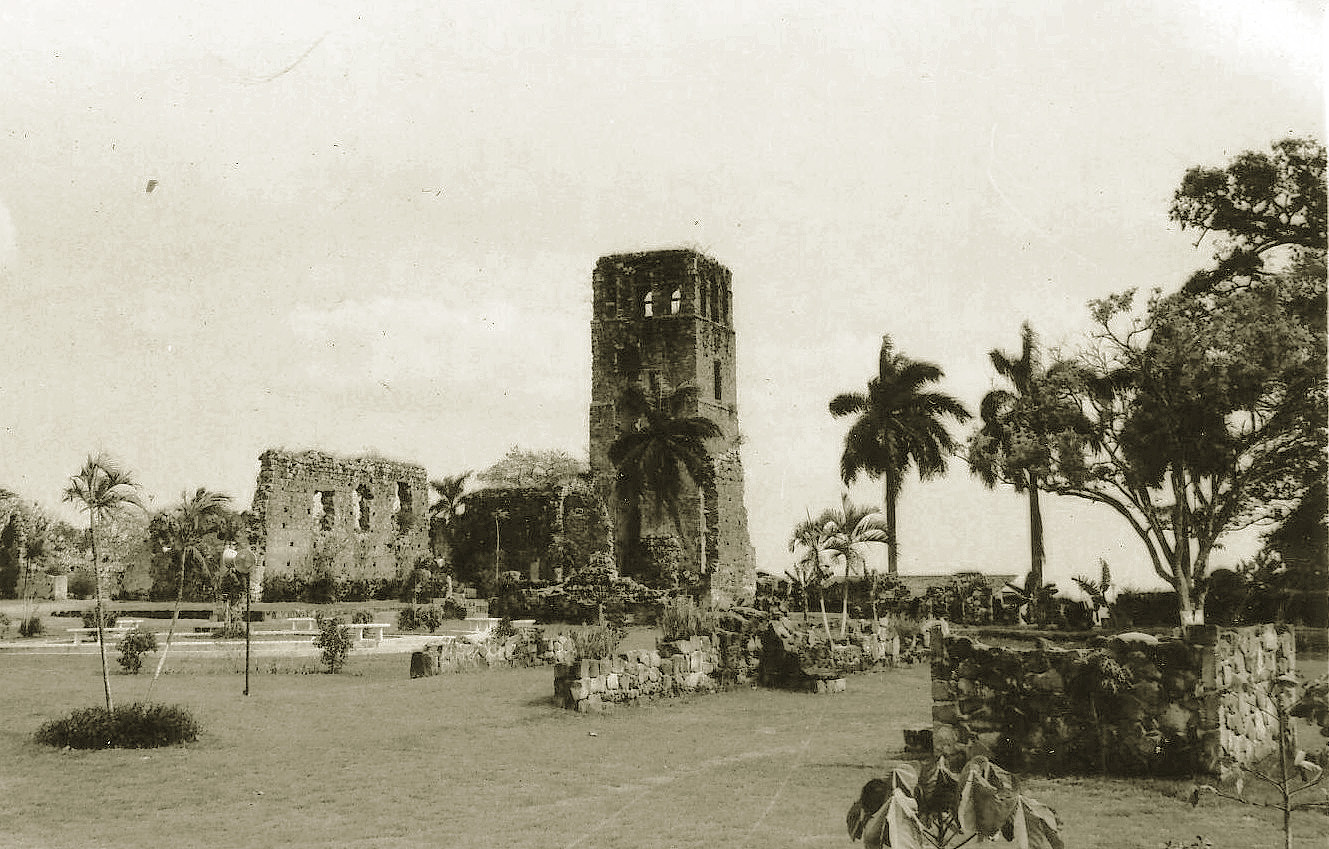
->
<box><xmin>2</xmin><ymin>639</ymin><xmax>1327</xmax><ymax>849</ymax></box>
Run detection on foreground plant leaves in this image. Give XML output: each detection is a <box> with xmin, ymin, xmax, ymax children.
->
<box><xmin>861</xmin><ymin>788</ymin><xmax>927</xmax><ymax>849</ymax></box>
<box><xmin>1008</xmin><ymin>797</ymin><xmax>1065</xmax><ymax>849</ymax></box>
<box><xmin>957</xmin><ymin>766</ymin><xmax>1018</xmax><ymax>838</ymax></box>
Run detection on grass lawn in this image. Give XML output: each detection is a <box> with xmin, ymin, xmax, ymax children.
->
<box><xmin>1</xmin><ymin>640</ymin><xmax>1326</xmax><ymax>849</ymax></box>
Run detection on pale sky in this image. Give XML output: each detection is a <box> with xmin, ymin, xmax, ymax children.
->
<box><xmin>0</xmin><ymin>1</ymin><xmax>1323</xmax><ymax>592</ymax></box>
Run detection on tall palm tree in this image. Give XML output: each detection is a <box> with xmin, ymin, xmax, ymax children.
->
<box><xmin>969</xmin><ymin>323</ymin><xmax>1092</xmax><ymax>596</ymax></box>
<box><xmin>608</xmin><ymin>383</ymin><xmax>721</xmax><ymax>580</ymax></box>
<box><xmin>62</xmin><ymin>455</ymin><xmax>144</xmax><ymax>711</ymax></box>
<box><xmin>788</xmin><ymin>514</ymin><xmax>834</xmax><ymax>639</ymax></box>
<box><xmin>815</xmin><ymin>494</ymin><xmax>890</xmax><ymax>637</ymax></box>
<box><xmin>972</xmin><ymin>323</ymin><xmax>1047</xmax><ymax>591</ymax></box>
<box><xmin>428</xmin><ymin>471</ymin><xmax>472</xmax><ymax>572</ymax></box>
<box><xmin>829</xmin><ymin>336</ymin><xmax>971</xmax><ymax>575</ymax></box>
<box><xmin>148</xmin><ymin>488</ymin><xmax>233</xmax><ymax>693</ymax></box>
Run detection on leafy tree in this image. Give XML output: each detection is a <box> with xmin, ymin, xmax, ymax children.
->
<box><xmin>968</xmin><ymin>323</ymin><xmax>1091</xmax><ymax>594</ymax></box>
<box><xmin>809</xmin><ymin>494</ymin><xmax>889</xmax><ymax>637</ymax></box>
<box><xmin>830</xmin><ymin>335</ymin><xmax>971</xmax><ymax>574</ymax></box>
<box><xmin>146</xmin><ymin>489</ymin><xmax>233</xmax><ymax>691</ymax></box>
<box><xmin>1170</xmin><ymin>137</ymin><xmax>1325</xmax><ymax>295</ymax></box>
<box><xmin>427</xmin><ymin>470</ymin><xmax>471</xmax><ymax>571</ymax></box>
<box><xmin>62</xmin><ymin>455</ymin><xmax>145</xmax><ymax>712</ymax></box>
<box><xmin>1048</xmin><ymin>265</ymin><xmax>1322</xmax><ymax>623</ymax></box>
<box><xmin>478</xmin><ymin>447</ymin><xmax>586</xmax><ymax>489</ymax></box>
<box><xmin>608</xmin><ymin>384</ymin><xmax>720</xmax><ymax>582</ymax></box>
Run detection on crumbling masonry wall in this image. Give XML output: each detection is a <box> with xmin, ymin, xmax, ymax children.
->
<box><xmin>250</xmin><ymin>450</ymin><xmax>430</xmax><ymax>594</ymax></box>
<box><xmin>928</xmin><ymin>624</ymin><xmax>1295</xmax><ymax>777</ymax></box>
<box><xmin>588</xmin><ymin>249</ymin><xmax>757</xmax><ymax>606</ymax></box>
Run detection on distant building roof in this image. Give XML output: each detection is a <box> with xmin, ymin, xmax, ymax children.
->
<box><xmin>816</xmin><ymin>573</ymin><xmax>1020</xmax><ymax>595</ymax></box>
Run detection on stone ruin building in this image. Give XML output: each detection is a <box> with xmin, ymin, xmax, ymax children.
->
<box><xmin>589</xmin><ymin>248</ymin><xmax>758</xmax><ymax>606</ymax></box>
<box><xmin>249</xmin><ymin>449</ymin><xmax>430</xmax><ymax>596</ymax></box>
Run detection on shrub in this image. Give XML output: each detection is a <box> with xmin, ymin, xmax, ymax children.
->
<box><xmin>493</xmin><ymin>616</ymin><xmax>515</xmax><ymax>640</ymax></box>
<box><xmin>660</xmin><ymin>595</ymin><xmax>718</xmax><ymax>640</ymax></box>
<box><xmin>570</xmin><ymin>625</ymin><xmax>623</xmax><ymax>660</ymax></box>
<box><xmin>18</xmin><ymin>616</ymin><xmax>44</xmax><ymax>637</ymax></box>
<box><xmin>350</xmin><ymin>608</ymin><xmax>375</xmax><ymax>624</ymax></box>
<box><xmin>81</xmin><ymin>603</ymin><xmax>118</xmax><ymax>629</ymax></box>
<box><xmin>417</xmin><ymin>604</ymin><xmax>445</xmax><ymax>633</ymax></box>
<box><xmin>0</xmin><ymin>611</ymin><xmax>9</xmax><ymax>638</ymax></box>
<box><xmin>396</xmin><ymin>606</ymin><xmax>420</xmax><ymax>632</ymax></box>
<box><xmin>440</xmin><ymin>598</ymin><xmax>466</xmax><ymax>620</ymax></box>
<box><xmin>117</xmin><ymin>629</ymin><xmax>159</xmax><ymax>674</ymax></box>
<box><xmin>34</xmin><ymin>702</ymin><xmax>200</xmax><ymax>749</ymax></box>
<box><xmin>313</xmin><ymin>617</ymin><xmax>352</xmax><ymax>673</ymax></box>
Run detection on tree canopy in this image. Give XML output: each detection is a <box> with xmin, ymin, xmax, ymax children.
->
<box><xmin>478</xmin><ymin>447</ymin><xmax>586</xmax><ymax>489</ymax></box>
<box><xmin>1042</xmin><ymin>138</ymin><xmax>1326</xmax><ymax>622</ymax></box>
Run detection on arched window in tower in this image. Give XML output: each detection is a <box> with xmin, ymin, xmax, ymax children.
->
<box><xmin>711</xmin><ymin>282</ymin><xmax>720</xmax><ymax>320</ymax></box>
<box><xmin>670</xmin><ymin>288</ymin><xmax>681</xmax><ymax>314</ymax></box>
<box><xmin>699</xmin><ymin>277</ymin><xmax>709</xmax><ymax>316</ymax></box>
<box><xmin>642</xmin><ymin>289</ymin><xmax>653</xmax><ymax>318</ymax></box>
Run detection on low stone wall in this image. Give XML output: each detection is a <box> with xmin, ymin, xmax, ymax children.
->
<box><xmin>551</xmin><ymin>614</ymin><xmax>911</xmax><ymax>709</ymax></box>
<box><xmin>409</xmin><ymin>628</ymin><xmax>571</xmax><ymax>678</ymax></box>
<box><xmin>928</xmin><ymin>624</ymin><xmax>1294</xmax><ymax>777</ymax></box>
<box><xmin>759</xmin><ymin>617</ymin><xmax>901</xmax><ymax>691</ymax></box>
<box><xmin>553</xmin><ymin>636</ymin><xmax>726</xmax><ymax>712</ymax></box>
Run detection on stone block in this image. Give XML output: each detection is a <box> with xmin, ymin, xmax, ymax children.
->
<box><xmin>605</xmin><ymin>673</ymin><xmax>619</xmax><ymax>691</ymax></box>
<box><xmin>933</xmin><ymin>702</ymin><xmax>962</xmax><ymax>724</ymax></box>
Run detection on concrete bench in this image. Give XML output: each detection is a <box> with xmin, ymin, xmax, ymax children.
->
<box><xmin>335</xmin><ymin>622</ymin><xmax>390</xmax><ymax>647</ymax></box>
<box><xmin>286</xmin><ymin>617</ymin><xmax>318</xmax><ymax>633</ymax></box>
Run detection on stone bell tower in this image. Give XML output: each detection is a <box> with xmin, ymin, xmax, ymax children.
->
<box><xmin>588</xmin><ymin>249</ymin><xmax>756</xmax><ymax>606</ymax></box>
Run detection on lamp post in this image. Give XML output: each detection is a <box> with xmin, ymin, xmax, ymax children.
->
<box><xmin>224</xmin><ymin>545</ymin><xmax>257</xmax><ymax>696</ymax></box>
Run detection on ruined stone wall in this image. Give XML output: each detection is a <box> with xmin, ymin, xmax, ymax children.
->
<box><xmin>554</xmin><ymin>638</ymin><xmax>730</xmax><ymax>712</ymax></box>
<box><xmin>928</xmin><ymin>624</ymin><xmax>1295</xmax><ymax>777</ymax></box>
<box><xmin>588</xmin><ymin>249</ymin><xmax>756</xmax><ymax>606</ymax></box>
<box><xmin>553</xmin><ymin>612</ymin><xmax>907</xmax><ymax>710</ymax></box>
<box><xmin>250</xmin><ymin>450</ymin><xmax>429</xmax><ymax>592</ymax></box>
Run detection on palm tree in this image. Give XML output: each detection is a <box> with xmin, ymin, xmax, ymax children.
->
<box><xmin>62</xmin><ymin>455</ymin><xmax>144</xmax><ymax>711</ymax></box>
<box><xmin>815</xmin><ymin>494</ymin><xmax>890</xmax><ymax>637</ymax></box>
<box><xmin>969</xmin><ymin>323</ymin><xmax>1092</xmax><ymax>596</ymax></box>
<box><xmin>428</xmin><ymin>471</ymin><xmax>471</xmax><ymax>572</ymax></box>
<box><xmin>788</xmin><ymin>514</ymin><xmax>834</xmax><ymax>639</ymax></box>
<box><xmin>608</xmin><ymin>383</ymin><xmax>721</xmax><ymax>580</ymax></box>
<box><xmin>972</xmin><ymin>322</ymin><xmax>1047</xmax><ymax>592</ymax></box>
<box><xmin>829</xmin><ymin>336</ymin><xmax>971</xmax><ymax>574</ymax></box>
<box><xmin>148</xmin><ymin>488</ymin><xmax>233</xmax><ymax>693</ymax></box>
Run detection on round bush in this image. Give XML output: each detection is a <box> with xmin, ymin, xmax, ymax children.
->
<box><xmin>117</xmin><ymin>630</ymin><xmax>159</xmax><ymax>674</ymax></box>
<box><xmin>34</xmin><ymin>702</ymin><xmax>200</xmax><ymax>749</ymax></box>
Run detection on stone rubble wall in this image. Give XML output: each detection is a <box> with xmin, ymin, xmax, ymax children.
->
<box><xmin>552</xmin><ymin>612</ymin><xmax>907</xmax><ymax>710</ymax></box>
<box><xmin>928</xmin><ymin>624</ymin><xmax>1295</xmax><ymax>777</ymax></box>
<box><xmin>410</xmin><ymin>628</ymin><xmax>573</xmax><ymax>678</ymax></box>
<box><xmin>553</xmin><ymin>636</ymin><xmax>727</xmax><ymax>712</ymax></box>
